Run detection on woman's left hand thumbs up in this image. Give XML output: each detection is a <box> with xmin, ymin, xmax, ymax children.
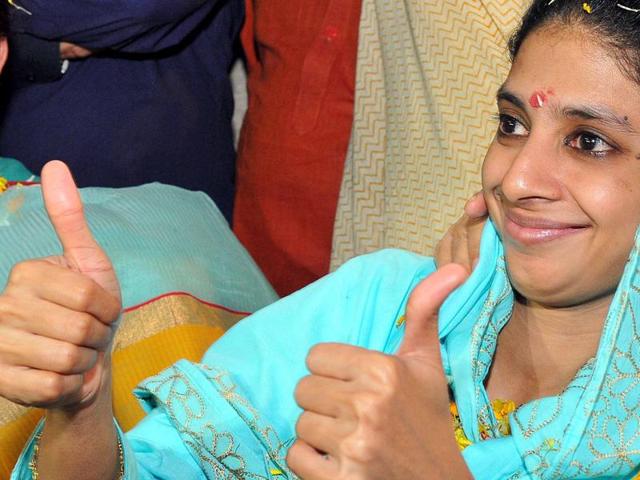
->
<box><xmin>288</xmin><ymin>265</ymin><xmax>472</xmax><ymax>480</ymax></box>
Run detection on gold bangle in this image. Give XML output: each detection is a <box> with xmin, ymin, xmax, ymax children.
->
<box><xmin>29</xmin><ymin>430</ymin><xmax>125</xmax><ymax>480</ymax></box>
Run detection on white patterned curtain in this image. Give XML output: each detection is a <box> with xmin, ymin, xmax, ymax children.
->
<box><xmin>331</xmin><ymin>0</ymin><xmax>528</xmax><ymax>269</ymax></box>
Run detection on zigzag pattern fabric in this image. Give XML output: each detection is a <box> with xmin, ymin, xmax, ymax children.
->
<box><xmin>331</xmin><ymin>0</ymin><xmax>528</xmax><ymax>268</ymax></box>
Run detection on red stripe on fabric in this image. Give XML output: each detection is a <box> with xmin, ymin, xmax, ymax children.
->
<box><xmin>7</xmin><ymin>181</ymin><xmax>39</xmax><ymax>186</ymax></box>
<box><xmin>123</xmin><ymin>291</ymin><xmax>251</xmax><ymax>316</ymax></box>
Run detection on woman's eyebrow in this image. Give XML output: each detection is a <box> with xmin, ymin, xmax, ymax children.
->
<box><xmin>561</xmin><ymin>105</ymin><xmax>637</xmax><ymax>133</ymax></box>
<box><xmin>496</xmin><ymin>86</ymin><xmax>526</xmax><ymax>110</ymax></box>
<box><xmin>497</xmin><ymin>85</ymin><xmax>638</xmax><ymax>134</ymax></box>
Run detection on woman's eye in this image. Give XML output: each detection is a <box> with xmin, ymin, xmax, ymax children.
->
<box><xmin>566</xmin><ymin>132</ymin><xmax>614</xmax><ymax>156</ymax></box>
<box><xmin>498</xmin><ymin>115</ymin><xmax>528</xmax><ymax>136</ymax></box>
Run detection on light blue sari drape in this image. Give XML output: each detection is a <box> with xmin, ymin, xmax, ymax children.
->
<box><xmin>0</xmin><ymin>157</ymin><xmax>277</xmax><ymax>313</ymax></box>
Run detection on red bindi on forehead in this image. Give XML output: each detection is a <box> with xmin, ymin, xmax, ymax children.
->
<box><xmin>529</xmin><ymin>88</ymin><xmax>555</xmax><ymax>109</ymax></box>
<box><xmin>529</xmin><ymin>90</ymin><xmax>547</xmax><ymax>108</ymax></box>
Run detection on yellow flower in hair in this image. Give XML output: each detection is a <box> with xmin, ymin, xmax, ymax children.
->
<box><xmin>582</xmin><ymin>2</ymin><xmax>592</xmax><ymax>13</ymax></box>
<box><xmin>0</xmin><ymin>177</ymin><xmax>8</xmax><ymax>194</ymax></box>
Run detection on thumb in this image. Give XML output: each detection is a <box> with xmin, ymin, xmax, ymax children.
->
<box><xmin>41</xmin><ymin>160</ymin><xmax>121</xmax><ymax>301</ymax></box>
<box><xmin>397</xmin><ymin>263</ymin><xmax>468</xmax><ymax>358</ymax></box>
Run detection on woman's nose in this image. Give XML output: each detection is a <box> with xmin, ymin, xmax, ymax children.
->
<box><xmin>498</xmin><ymin>135</ymin><xmax>562</xmax><ymax>204</ymax></box>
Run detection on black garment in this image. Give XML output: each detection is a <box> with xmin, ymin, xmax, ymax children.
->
<box><xmin>0</xmin><ymin>0</ymin><xmax>243</xmax><ymax>222</ymax></box>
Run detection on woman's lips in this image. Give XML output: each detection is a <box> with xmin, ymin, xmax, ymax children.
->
<box><xmin>503</xmin><ymin>212</ymin><xmax>589</xmax><ymax>245</ymax></box>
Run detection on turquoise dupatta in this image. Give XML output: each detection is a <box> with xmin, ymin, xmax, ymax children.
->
<box><xmin>442</xmin><ymin>221</ymin><xmax>640</xmax><ymax>479</ymax></box>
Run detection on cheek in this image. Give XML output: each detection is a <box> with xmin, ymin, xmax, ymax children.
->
<box><xmin>481</xmin><ymin>143</ymin><xmax>505</xmax><ymax>193</ymax></box>
<box><xmin>576</xmin><ymin>177</ymin><xmax>640</xmax><ymax>285</ymax></box>
<box><xmin>616</xmin><ymin>175</ymin><xmax>634</xmax><ymax>194</ymax></box>
<box><xmin>481</xmin><ymin>144</ymin><xmax>509</xmax><ymax>221</ymax></box>
<box><xmin>580</xmin><ymin>177</ymin><xmax>640</xmax><ymax>228</ymax></box>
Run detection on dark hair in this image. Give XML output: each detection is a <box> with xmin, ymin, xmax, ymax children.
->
<box><xmin>509</xmin><ymin>0</ymin><xmax>640</xmax><ymax>84</ymax></box>
<box><xmin>0</xmin><ymin>2</ymin><xmax>8</xmax><ymax>37</ymax></box>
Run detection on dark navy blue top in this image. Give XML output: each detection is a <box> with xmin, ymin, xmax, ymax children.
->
<box><xmin>0</xmin><ymin>0</ymin><xmax>243</xmax><ymax>222</ymax></box>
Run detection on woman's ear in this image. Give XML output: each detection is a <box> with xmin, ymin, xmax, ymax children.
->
<box><xmin>0</xmin><ymin>37</ymin><xmax>8</xmax><ymax>73</ymax></box>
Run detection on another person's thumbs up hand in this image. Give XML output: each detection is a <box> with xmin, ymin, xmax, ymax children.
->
<box><xmin>0</xmin><ymin>161</ymin><xmax>121</xmax><ymax>411</ymax></box>
<box><xmin>288</xmin><ymin>264</ymin><xmax>472</xmax><ymax>480</ymax></box>
<box><xmin>42</xmin><ymin>161</ymin><xmax>120</xmax><ymax>303</ymax></box>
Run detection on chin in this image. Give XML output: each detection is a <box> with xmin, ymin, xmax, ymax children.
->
<box><xmin>511</xmin><ymin>284</ymin><xmax>576</xmax><ymax>308</ymax></box>
<box><xmin>510</xmin><ymin>279</ymin><xmax>563</xmax><ymax>307</ymax></box>
<box><xmin>504</xmin><ymin>254</ymin><xmax>576</xmax><ymax>306</ymax></box>
<box><xmin>507</xmin><ymin>262</ymin><xmax>618</xmax><ymax>309</ymax></box>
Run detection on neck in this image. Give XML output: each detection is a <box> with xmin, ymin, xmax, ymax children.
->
<box><xmin>486</xmin><ymin>294</ymin><xmax>611</xmax><ymax>405</ymax></box>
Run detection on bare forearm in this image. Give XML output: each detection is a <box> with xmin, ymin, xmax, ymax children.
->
<box><xmin>38</xmin><ymin>387</ymin><xmax>119</xmax><ymax>480</ymax></box>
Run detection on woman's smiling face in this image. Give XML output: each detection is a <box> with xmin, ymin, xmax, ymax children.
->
<box><xmin>483</xmin><ymin>25</ymin><xmax>640</xmax><ymax>308</ymax></box>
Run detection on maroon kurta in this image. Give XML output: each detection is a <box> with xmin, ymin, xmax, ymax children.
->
<box><xmin>234</xmin><ymin>0</ymin><xmax>361</xmax><ymax>296</ymax></box>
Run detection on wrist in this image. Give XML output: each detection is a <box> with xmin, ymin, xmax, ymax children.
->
<box><xmin>38</xmin><ymin>402</ymin><xmax>119</xmax><ymax>480</ymax></box>
<box><xmin>37</xmin><ymin>367</ymin><xmax>118</xmax><ymax>479</ymax></box>
<box><xmin>31</xmin><ymin>424</ymin><xmax>124</xmax><ymax>480</ymax></box>
<box><xmin>6</xmin><ymin>34</ymin><xmax>66</xmax><ymax>85</ymax></box>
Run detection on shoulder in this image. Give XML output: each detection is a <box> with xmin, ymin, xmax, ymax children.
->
<box><xmin>336</xmin><ymin>248</ymin><xmax>436</xmax><ymax>280</ymax></box>
<box><xmin>325</xmin><ymin>249</ymin><xmax>438</xmax><ymax>314</ymax></box>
